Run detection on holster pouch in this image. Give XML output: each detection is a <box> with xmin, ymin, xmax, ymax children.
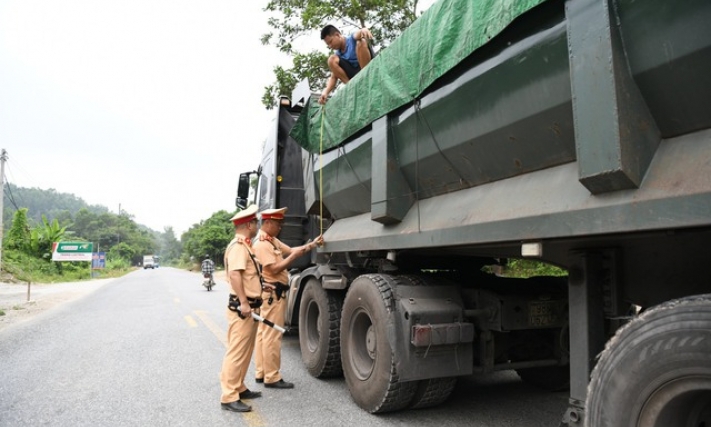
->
<box><xmin>228</xmin><ymin>294</ymin><xmax>262</xmax><ymax>319</ymax></box>
<box><xmin>273</xmin><ymin>282</ymin><xmax>290</xmax><ymax>301</ymax></box>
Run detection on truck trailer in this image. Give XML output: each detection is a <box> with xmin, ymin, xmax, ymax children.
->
<box><xmin>236</xmin><ymin>0</ymin><xmax>711</xmax><ymax>425</ymax></box>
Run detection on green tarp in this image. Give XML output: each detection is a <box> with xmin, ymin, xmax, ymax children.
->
<box><xmin>290</xmin><ymin>0</ymin><xmax>547</xmax><ymax>153</ymax></box>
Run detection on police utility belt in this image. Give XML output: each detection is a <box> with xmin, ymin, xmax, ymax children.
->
<box><xmin>228</xmin><ymin>294</ymin><xmax>262</xmax><ymax>319</ymax></box>
<box><xmin>263</xmin><ymin>282</ymin><xmax>289</xmax><ymax>303</ymax></box>
<box><xmin>225</xmin><ymin>240</ymin><xmax>266</xmax><ymax>319</ymax></box>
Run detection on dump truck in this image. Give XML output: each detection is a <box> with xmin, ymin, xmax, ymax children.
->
<box><xmin>236</xmin><ymin>0</ymin><xmax>711</xmax><ymax>425</ymax></box>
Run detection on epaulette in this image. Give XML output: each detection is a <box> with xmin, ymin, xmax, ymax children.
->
<box><xmin>235</xmin><ymin>236</ymin><xmax>252</xmax><ymax>245</ymax></box>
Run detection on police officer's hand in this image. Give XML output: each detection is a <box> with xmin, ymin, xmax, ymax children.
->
<box><xmin>314</xmin><ymin>234</ymin><xmax>325</xmax><ymax>247</ymax></box>
<box><xmin>239</xmin><ymin>301</ymin><xmax>252</xmax><ymax>317</ymax></box>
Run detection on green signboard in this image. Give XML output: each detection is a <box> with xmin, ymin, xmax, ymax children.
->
<box><xmin>52</xmin><ymin>241</ymin><xmax>94</xmax><ymax>262</ymax></box>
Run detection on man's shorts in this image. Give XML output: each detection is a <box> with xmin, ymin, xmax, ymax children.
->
<box><xmin>338</xmin><ymin>44</ymin><xmax>376</xmax><ymax>79</ymax></box>
<box><xmin>339</xmin><ymin>57</ymin><xmax>361</xmax><ymax>80</ymax></box>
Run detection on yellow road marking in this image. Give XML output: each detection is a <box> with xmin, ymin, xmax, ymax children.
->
<box><xmin>193</xmin><ymin>310</ymin><xmax>265</xmax><ymax>426</ymax></box>
<box><xmin>243</xmin><ymin>412</ymin><xmax>266</xmax><ymax>426</ymax></box>
<box><xmin>194</xmin><ymin>310</ymin><xmax>227</xmax><ymax>347</ymax></box>
<box><xmin>184</xmin><ymin>315</ymin><xmax>197</xmax><ymax>327</ymax></box>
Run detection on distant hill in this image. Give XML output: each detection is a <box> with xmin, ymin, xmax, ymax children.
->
<box><xmin>2</xmin><ymin>183</ymin><xmax>109</xmax><ymax>228</ymax></box>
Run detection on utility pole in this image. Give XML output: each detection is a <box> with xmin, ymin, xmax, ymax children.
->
<box><xmin>0</xmin><ymin>149</ymin><xmax>7</xmax><ymax>271</ymax></box>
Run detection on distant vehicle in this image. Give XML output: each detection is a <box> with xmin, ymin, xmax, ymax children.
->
<box><xmin>143</xmin><ymin>255</ymin><xmax>155</xmax><ymax>269</ymax></box>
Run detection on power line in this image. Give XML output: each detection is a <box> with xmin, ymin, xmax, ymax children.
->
<box><xmin>3</xmin><ymin>176</ymin><xmax>21</xmax><ymax>211</ymax></box>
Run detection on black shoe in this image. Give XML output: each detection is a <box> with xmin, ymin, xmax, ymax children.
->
<box><xmin>264</xmin><ymin>379</ymin><xmax>294</xmax><ymax>389</ymax></box>
<box><xmin>221</xmin><ymin>400</ymin><xmax>251</xmax><ymax>412</ymax></box>
<box><xmin>240</xmin><ymin>389</ymin><xmax>262</xmax><ymax>399</ymax></box>
<box><xmin>255</xmin><ymin>377</ymin><xmax>264</xmax><ymax>384</ymax></box>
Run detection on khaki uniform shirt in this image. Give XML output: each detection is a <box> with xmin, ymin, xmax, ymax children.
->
<box><xmin>224</xmin><ymin>235</ymin><xmax>262</xmax><ymax>299</ymax></box>
<box><xmin>253</xmin><ymin>230</ymin><xmax>289</xmax><ymax>284</ymax></box>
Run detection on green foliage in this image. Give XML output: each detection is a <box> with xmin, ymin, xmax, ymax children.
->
<box><xmin>106</xmin><ymin>257</ymin><xmax>130</xmax><ymax>270</ymax></box>
<box><xmin>2</xmin><ymin>249</ymin><xmax>87</xmax><ymax>283</ymax></box>
<box><xmin>5</xmin><ymin>208</ymin><xmax>31</xmax><ymax>252</ymax></box>
<box><xmin>261</xmin><ymin>0</ymin><xmax>421</xmax><ymax>108</ymax></box>
<box><xmin>0</xmin><ymin>185</ymin><xmax>173</xmax><ymax>284</ymax></box>
<box><xmin>262</xmin><ymin>51</ymin><xmax>329</xmax><ymax>109</ymax></box>
<box><xmin>3</xmin><ymin>183</ymin><xmax>107</xmax><ymax>229</ymax></box>
<box><xmin>155</xmin><ymin>226</ymin><xmax>181</xmax><ymax>265</ymax></box>
<box><xmin>108</xmin><ymin>242</ymin><xmax>136</xmax><ymax>262</ymax></box>
<box><xmin>490</xmin><ymin>259</ymin><xmax>568</xmax><ymax>278</ymax></box>
<box><xmin>180</xmin><ymin>210</ymin><xmax>235</xmax><ymax>267</ymax></box>
<box><xmin>28</xmin><ymin>215</ymin><xmax>68</xmax><ymax>258</ymax></box>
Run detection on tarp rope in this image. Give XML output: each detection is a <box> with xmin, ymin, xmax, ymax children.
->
<box><xmin>319</xmin><ymin>105</ymin><xmax>325</xmax><ymax>238</ymax></box>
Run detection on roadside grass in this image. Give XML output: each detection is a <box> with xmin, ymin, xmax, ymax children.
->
<box><xmin>3</xmin><ymin>250</ymin><xmax>134</xmax><ymax>284</ymax></box>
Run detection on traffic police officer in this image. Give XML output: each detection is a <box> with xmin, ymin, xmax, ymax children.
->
<box><xmin>252</xmin><ymin>207</ymin><xmax>323</xmax><ymax>388</ymax></box>
<box><xmin>219</xmin><ymin>205</ymin><xmax>263</xmax><ymax>413</ymax></box>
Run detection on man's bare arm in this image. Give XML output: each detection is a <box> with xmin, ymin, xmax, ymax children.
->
<box><xmin>229</xmin><ymin>269</ymin><xmax>252</xmax><ymax>315</ymax></box>
<box><xmin>319</xmin><ymin>75</ymin><xmax>338</xmax><ymax>104</ymax></box>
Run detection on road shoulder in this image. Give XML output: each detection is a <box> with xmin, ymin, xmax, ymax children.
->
<box><xmin>0</xmin><ymin>279</ymin><xmax>114</xmax><ymax>332</ymax></box>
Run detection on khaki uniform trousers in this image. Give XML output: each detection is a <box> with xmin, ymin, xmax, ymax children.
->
<box><xmin>220</xmin><ymin>308</ymin><xmax>258</xmax><ymax>403</ymax></box>
<box><xmin>254</xmin><ymin>293</ymin><xmax>286</xmax><ymax>383</ymax></box>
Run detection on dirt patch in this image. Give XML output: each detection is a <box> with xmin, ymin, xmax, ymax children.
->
<box><xmin>0</xmin><ymin>279</ymin><xmax>113</xmax><ymax>332</ymax></box>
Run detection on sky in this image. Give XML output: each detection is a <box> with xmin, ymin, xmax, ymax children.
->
<box><xmin>0</xmin><ymin>0</ymin><xmax>435</xmax><ymax>237</ymax></box>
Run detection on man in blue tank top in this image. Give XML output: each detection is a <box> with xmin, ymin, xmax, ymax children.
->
<box><xmin>319</xmin><ymin>24</ymin><xmax>374</xmax><ymax>104</ymax></box>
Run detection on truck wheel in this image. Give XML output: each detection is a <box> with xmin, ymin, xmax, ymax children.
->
<box><xmin>516</xmin><ymin>366</ymin><xmax>569</xmax><ymax>392</ymax></box>
<box><xmin>298</xmin><ymin>279</ymin><xmax>343</xmax><ymax>378</ymax></box>
<box><xmin>586</xmin><ymin>294</ymin><xmax>711</xmax><ymax>427</ymax></box>
<box><xmin>409</xmin><ymin>377</ymin><xmax>457</xmax><ymax>409</ymax></box>
<box><xmin>341</xmin><ymin>274</ymin><xmax>417</xmax><ymax>413</ymax></box>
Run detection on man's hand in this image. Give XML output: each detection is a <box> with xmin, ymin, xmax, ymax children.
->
<box><xmin>318</xmin><ymin>91</ymin><xmax>329</xmax><ymax>105</ymax></box>
<box><xmin>239</xmin><ymin>301</ymin><xmax>252</xmax><ymax>317</ymax></box>
<box><xmin>313</xmin><ymin>234</ymin><xmax>325</xmax><ymax>247</ymax></box>
<box><xmin>357</xmin><ymin>27</ymin><xmax>374</xmax><ymax>42</ymax></box>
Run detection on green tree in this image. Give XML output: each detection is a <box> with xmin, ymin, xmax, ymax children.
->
<box><xmin>108</xmin><ymin>242</ymin><xmax>136</xmax><ymax>263</ymax></box>
<box><xmin>5</xmin><ymin>208</ymin><xmax>31</xmax><ymax>253</ymax></box>
<box><xmin>181</xmin><ymin>210</ymin><xmax>235</xmax><ymax>266</ymax></box>
<box><xmin>70</xmin><ymin>208</ymin><xmax>157</xmax><ymax>264</ymax></box>
<box><xmin>28</xmin><ymin>215</ymin><xmax>68</xmax><ymax>258</ymax></box>
<box><xmin>156</xmin><ymin>226</ymin><xmax>181</xmax><ymax>264</ymax></box>
<box><xmin>261</xmin><ymin>0</ymin><xmax>421</xmax><ymax>108</ymax></box>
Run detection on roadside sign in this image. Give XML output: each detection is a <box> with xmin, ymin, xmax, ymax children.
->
<box><xmin>92</xmin><ymin>252</ymin><xmax>106</xmax><ymax>269</ymax></box>
<box><xmin>52</xmin><ymin>241</ymin><xmax>94</xmax><ymax>262</ymax></box>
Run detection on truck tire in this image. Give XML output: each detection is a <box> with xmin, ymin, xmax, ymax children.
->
<box><xmin>586</xmin><ymin>294</ymin><xmax>711</xmax><ymax>427</ymax></box>
<box><xmin>394</xmin><ymin>274</ymin><xmax>459</xmax><ymax>409</ymax></box>
<box><xmin>341</xmin><ymin>274</ymin><xmax>417</xmax><ymax>413</ymax></box>
<box><xmin>298</xmin><ymin>279</ymin><xmax>343</xmax><ymax>378</ymax></box>
<box><xmin>409</xmin><ymin>377</ymin><xmax>457</xmax><ymax>409</ymax></box>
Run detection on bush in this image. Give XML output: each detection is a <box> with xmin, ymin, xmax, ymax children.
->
<box><xmin>501</xmin><ymin>259</ymin><xmax>567</xmax><ymax>278</ymax></box>
<box><xmin>483</xmin><ymin>259</ymin><xmax>568</xmax><ymax>278</ymax></box>
<box><xmin>2</xmin><ymin>249</ymin><xmax>133</xmax><ymax>283</ymax></box>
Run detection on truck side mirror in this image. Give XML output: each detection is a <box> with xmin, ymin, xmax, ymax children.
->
<box><xmin>236</xmin><ymin>172</ymin><xmax>251</xmax><ymax>209</ymax></box>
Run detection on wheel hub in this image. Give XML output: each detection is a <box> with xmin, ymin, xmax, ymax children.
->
<box><xmin>365</xmin><ymin>325</ymin><xmax>376</xmax><ymax>358</ymax></box>
<box><xmin>638</xmin><ymin>376</ymin><xmax>711</xmax><ymax>427</ymax></box>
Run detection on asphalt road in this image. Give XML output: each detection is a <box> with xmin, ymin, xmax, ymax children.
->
<box><xmin>0</xmin><ymin>268</ymin><xmax>568</xmax><ymax>426</ymax></box>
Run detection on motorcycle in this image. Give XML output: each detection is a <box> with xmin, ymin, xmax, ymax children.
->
<box><xmin>202</xmin><ymin>273</ymin><xmax>215</xmax><ymax>291</ymax></box>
